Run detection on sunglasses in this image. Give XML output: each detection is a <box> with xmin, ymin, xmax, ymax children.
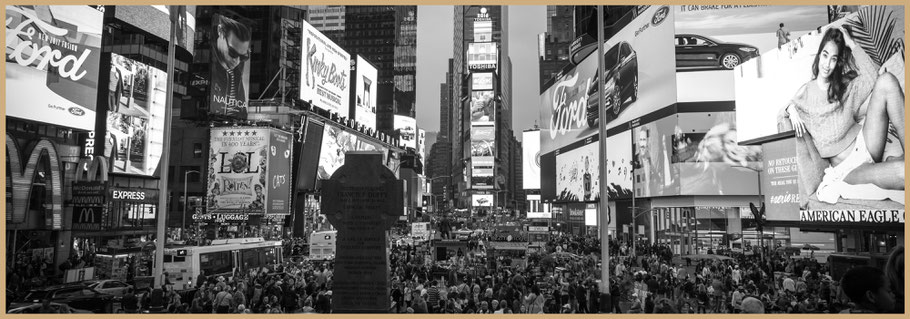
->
<box><xmin>228</xmin><ymin>45</ymin><xmax>250</xmax><ymax>61</ymax></box>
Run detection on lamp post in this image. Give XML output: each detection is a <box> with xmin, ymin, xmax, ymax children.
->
<box><xmin>183</xmin><ymin>170</ymin><xmax>201</xmax><ymax>237</ymax></box>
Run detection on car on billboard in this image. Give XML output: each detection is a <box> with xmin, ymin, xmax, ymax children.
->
<box><xmin>674</xmin><ymin>34</ymin><xmax>759</xmax><ymax>70</ymax></box>
<box><xmin>585</xmin><ymin>41</ymin><xmax>638</xmax><ymax>128</ymax></box>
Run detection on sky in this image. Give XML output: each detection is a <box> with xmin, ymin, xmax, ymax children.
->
<box><xmin>415</xmin><ymin>6</ymin><xmax>547</xmax><ymax>141</ymax></box>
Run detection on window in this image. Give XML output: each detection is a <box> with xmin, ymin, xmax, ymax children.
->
<box><xmin>200</xmin><ymin>251</ymin><xmax>233</xmax><ymax>275</ymax></box>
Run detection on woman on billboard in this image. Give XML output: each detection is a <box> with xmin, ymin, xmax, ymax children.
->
<box><xmin>782</xmin><ymin>26</ymin><xmax>904</xmax><ymax>204</ymax></box>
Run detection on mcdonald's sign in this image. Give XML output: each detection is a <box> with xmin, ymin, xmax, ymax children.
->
<box><xmin>71</xmin><ymin>181</ymin><xmax>105</xmax><ymax>231</ymax></box>
<box><xmin>6</xmin><ymin>134</ymin><xmax>63</xmax><ymax>228</ymax></box>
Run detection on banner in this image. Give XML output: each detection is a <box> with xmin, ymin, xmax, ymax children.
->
<box><xmin>470</xmin><ymin>90</ymin><xmax>495</xmax><ymax>125</ymax></box>
<box><xmin>556</xmin><ymin>136</ymin><xmax>600</xmax><ymax>202</ymax></box>
<box><xmin>605</xmin><ymin>129</ymin><xmax>633</xmax><ymax>199</ymax></box>
<box><xmin>266</xmin><ymin>129</ymin><xmax>293</xmax><ymax>215</ymax></box>
<box><xmin>209</xmin><ymin>14</ymin><xmax>251</xmax><ymax>120</ymax></box>
<box><xmin>632</xmin><ymin>114</ymin><xmax>679</xmax><ymax>197</ymax></box>
<box><xmin>352</xmin><ymin>55</ymin><xmax>378</xmax><ymax>132</ymax></box>
<box><xmin>675</xmin><ymin>112</ymin><xmax>762</xmax><ymax>195</ymax></box>
<box><xmin>472</xmin><ymin>194</ymin><xmax>494</xmax><ymax>207</ymax></box>
<box><xmin>105</xmin><ymin>53</ymin><xmax>167</xmax><ymax>176</ymax></box>
<box><xmin>207</xmin><ymin>127</ymin><xmax>270</xmax><ymax>214</ymax></box>
<box><xmin>539</xmin><ymin>5</ymin><xmax>677</xmax><ymax>155</ymax></box>
<box><xmin>522</xmin><ymin>130</ymin><xmax>541</xmax><ymax>190</ymax></box>
<box><xmin>675</xmin><ymin>5</ymin><xmax>828</xmax><ymax>102</ymax></box>
<box><xmin>6</xmin><ymin>5</ymin><xmax>103</xmax><ymax>131</ymax></box>
<box><xmin>761</xmin><ymin>137</ymin><xmax>800</xmax><ymax>221</ymax></box>
<box><xmin>301</xmin><ymin>19</ymin><xmax>350</xmax><ymax>116</ymax></box>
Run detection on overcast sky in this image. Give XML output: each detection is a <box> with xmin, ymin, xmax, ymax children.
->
<box><xmin>415</xmin><ymin>6</ymin><xmax>546</xmax><ymax>141</ymax></box>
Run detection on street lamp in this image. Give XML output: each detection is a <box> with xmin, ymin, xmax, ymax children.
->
<box><xmin>183</xmin><ymin>170</ymin><xmax>201</xmax><ymax>237</ymax></box>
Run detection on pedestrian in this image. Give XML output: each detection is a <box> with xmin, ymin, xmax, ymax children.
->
<box><xmin>213</xmin><ymin>286</ymin><xmax>233</xmax><ymax>313</ymax></box>
<box><xmin>840</xmin><ymin>266</ymin><xmax>895</xmax><ymax>313</ymax></box>
<box><xmin>741</xmin><ymin>296</ymin><xmax>765</xmax><ymax>313</ymax></box>
<box><xmin>885</xmin><ymin>246</ymin><xmax>904</xmax><ymax>313</ymax></box>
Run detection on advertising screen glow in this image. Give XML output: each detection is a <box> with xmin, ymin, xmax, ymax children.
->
<box><xmin>105</xmin><ymin>53</ymin><xmax>167</xmax><ymax>176</ymax></box>
<box><xmin>301</xmin><ymin>20</ymin><xmax>351</xmax><ymax>117</ymax></box>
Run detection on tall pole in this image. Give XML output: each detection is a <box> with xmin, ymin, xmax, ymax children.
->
<box><xmin>153</xmin><ymin>5</ymin><xmax>180</xmax><ymax>288</ymax></box>
<box><xmin>183</xmin><ymin>170</ymin><xmax>200</xmax><ymax>236</ymax></box>
<box><xmin>596</xmin><ymin>5</ymin><xmax>612</xmax><ymax>313</ymax></box>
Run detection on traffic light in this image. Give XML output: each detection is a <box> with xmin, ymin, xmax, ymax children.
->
<box><xmin>748</xmin><ymin>202</ymin><xmax>766</xmax><ymax>232</ymax></box>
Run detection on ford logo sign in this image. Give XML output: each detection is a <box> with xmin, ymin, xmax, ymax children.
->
<box><xmin>652</xmin><ymin>6</ymin><xmax>670</xmax><ymax>26</ymax></box>
<box><xmin>68</xmin><ymin>107</ymin><xmax>85</xmax><ymax>116</ymax></box>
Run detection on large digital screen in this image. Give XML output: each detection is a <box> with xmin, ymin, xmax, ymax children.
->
<box><xmin>6</xmin><ymin>5</ymin><xmax>103</xmax><ymax>131</ymax></box>
<box><xmin>207</xmin><ymin>127</ymin><xmax>270</xmax><ymax>214</ymax></box>
<box><xmin>472</xmin><ymin>194</ymin><xmax>494</xmax><ymax>207</ymax></box>
<box><xmin>539</xmin><ymin>5</ymin><xmax>677</xmax><ymax>155</ymax></box>
<box><xmin>736</xmin><ymin>7</ymin><xmax>906</xmax><ymax>224</ymax></box>
<box><xmin>471</xmin><ymin>126</ymin><xmax>495</xmax><ymax>157</ymax></box>
<box><xmin>556</xmin><ymin>136</ymin><xmax>600</xmax><ymax>202</ymax></box>
<box><xmin>352</xmin><ymin>55</ymin><xmax>378</xmax><ymax>132</ymax></box>
<box><xmin>605</xmin><ymin>129</ymin><xmax>633</xmax><ymax>199</ymax></box>
<box><xmin>301</xmin><ymin>19</ymin><xmax>351</xmax><ymax>117</ymax></box>
<box><xmin>761</xmin><ymin>137</ymin><xmax>800</xmax><ymax>221</ymax></box>
<box><xmin>674</xmin><ymin>5</ymin><xmax>827</xmax><ymax>102</ymax></box>
<box><xmin>632</xmin><ymin>114</ymin><xmax>679</xmax><ymax>197</ymax></box>
<box><xmin>470</xmin><ymin>90</ymin><xmax>495</xmax><ymax>125</ymax></box>
<box><xmin>105</xmin><ymin>53</ymin><xmax>167</xmax><ymax>176</ymax></box>
<box><xmin>113</xmin><ymin>6</ymin><xmax>197</xmax><ymax>52</ymax></box>
<box><xmin>317</xmin><ymin>123</ymin><xmax>392</xmax><ymax>181</ymax></box>
<box><xmin>466</xmin><ymin>42</ymin><xmax>498</xmax><ymax>70</ymax></box>
<box><xmin>394</xmin><ymin>115</ymin><xmax>417</xmax><ymax>149</ymax></box>
<box><xmin>472</xmin><ymin>72</ymin><xmax>493</xmax><ymax>90</ymax></box>
<box><xmin>674</xmin><ymin>112</ymin><xmax>762</xmax><ymax>195</ymax></box>
<box><xmin>209</xmin><ymin>14</ymin><xmax>251</xmax><ymax>120</ymax></box>
<box><xmin>522</xmin><ymin>130</ymin><xmax>541</xmax><ymax>190</ymax></box>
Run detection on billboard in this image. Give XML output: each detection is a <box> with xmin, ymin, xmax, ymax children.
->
<box><xmin>6</xmin><ymin>5</ymin><xmax>103</xmax><ymax>131</ymax></box>
<box><xmin>301</xmin><ymin>19</ymin><xmax>351</xmax><ymax>116</ymax></box>
<box><xmin>352</xmin><ymin>55</ymin><xmax>378</xmax><ymax>132</ymax></box>
<box><xmin>632</xmin><ymin>114</ymin><xmax>679</xmax><ymax>197</ymax></box>
<box><xmin>556</xmin><ymin>136</ymin><xmax>600</xmax><ymax>202</ymax></box>
<box><xmin>740</xmin><ymin>7</ymin><xmax>904</xmax><ymax>224</ymax></box>
<box><xmin>209</xmin><ymin>14</ymin><xmax>251</xmax><ymax>120</ymax></box>
<box><xmin>675</xmin><ymin>5</ymin><xmax>828</xmax><ymax>102</ymax></box>
<box><xmin>266</xmin><ymin>129</ymin><xmax>293</xmax><ymax>215</ymax></box>
<box><xmin>735</xmin><ymin>6</ymin><xmax>904</xmax><ymax>143</ymax></box>
<box><xmin>411</xmin><ymin>222</ymin><xmax>430</xmax><ymax>241</ymax></box>
<box><xmin>472</xmin><ymin>194</ymin><xmax>494</xmax><ymax>207</ymax></box>
<box><xmin>522</xmin><ymin>130</ymin><xmax>541</xmax><ymax>190</ymax></box>
<box><xmin>207</xmin><ymin>127</ymin><xmax>270</xmax><ymax>214</ymax></box>
<box><xmin>675</xmin><ymin>112</ymin><xmax>762</xmax><ymax>195</ymax></box>
<box><xmin>467</xmin><ymin>42</ymin><xmax>498</xmax><ymax>70</ymax></box>
<box><xmin>761</xmin><ymin>137</ymin><xmax>800</xmax><ymax>221</ymax></box>
<box><xmin>317</xmin><ymin>123</ymin><xmax>392</xmax><ymax>181</ymax></box>
<box><xmin>105</xmin><ymin>53</ymin><xmax>167</xmax><ymax>176</ymax></box>
<box><xmin>417</xmin><ymin>129</ymin><xmax>426</xmax><ymax>164</ymax></box>
<box><xmin>605</xmin><ymin>129</ymin><xmax>633</xmax><ymax>199</ymax></box>
<box><xmin>471</xmin><ymin>126</ymin><xmax>495</xmax><ymax>157</ymax></box>
<box><xmin>112</xmin><ymin>6</ymin><xmax>197</xmax><ymax>52</ymax></box>
<box><xmin>394</xmin><ymin>115</ymin><xmax>417</xmax><ymax>149</ymax></box>
<box><xmin>539</xmin><ymin>5</ymin><xmax>677</xmax><ymax>155</ymax></box>
<box><xmin>470</xmin><ymin>90</ymin><xmax>495</xmax><ymax>124</ymax></box>
<box><xmin>472</xmin><ymin>72</ymin><xmax>494</xmax><ymax>90</ymax></box>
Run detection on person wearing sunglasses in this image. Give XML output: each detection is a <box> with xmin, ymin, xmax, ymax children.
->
<box><xmin>211</xmin><ymin>14</ymin><xmax>251</xmax><ymax>119</ymax></box>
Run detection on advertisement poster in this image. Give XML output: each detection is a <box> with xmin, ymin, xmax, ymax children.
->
<box><xmin>207</xmin><ymin>127</ymin><xmax>270</xmax><ymax>214</ymax></box>
<box><xmin>605</xmin><ymin>129</ymin><xmax>633</xmax><ymax>199</ymax></box>
<box><xmin>417</xmin><ymin>129</ymin><xmax>426</xmax><ymax>164</ymax></box>
<box><xmin>472</xmin><ymin>72</ymin><xmax>494</xmax><ymax>90</ymax></box>
<box><xmin>539</xmin><ymin>5</ymin><xmax>677</xmax><ymax>155</ymax></box>
<box><xmin>471</xmin><ymin>168</ymin><xmax>494</xmax><ymax>189</ymax></box>
<box><xmin>317</xmin><ymin>125</ymin><xmax>358</xmax><ymax>180</ymax></box>
<box><xmin>112</xmin><ymin>6</ymin><xmax>197</xmax><ymax>52</ymax></box>
<box><xmin>761</xmin><ymin>137</ymin><xmax>800</xmax><ymax>221</ymax></box>
<box><xmin>411</xmin><ymin>222</ymin><xmax>430</xmax><ymax>241</ymax></box>
<box><xmin>674</xmin><ymin>112</ymin><xmax>762</xmax><ymax>195</ymax></box>
<box><xmin>471</xmin><ymin>126</ymin><xmax>495</xmax><ymax>157</ymax></box>
<box><xmin>301</xmin><ymin>20</ymin><xmax>351</xmax><ymax>116</ymax></box>
<box><xmin>633</xmin><ymin>114</ymin><xmax>679</xmax><ymax>197</ymax></box>
<box><xmin>472</xmin><ymin>194</ymin><xmax>494</xmax><ymax>207</ymax></box>
<box><xmin>675</xmin><ymin>5</ymin><xmax>828</xmax><ymax>102</ymax></box>
<box><xmin>6</xmin><ymin>5</ymin><xmax>103</xmax><ymax>131</ymax></box>
<box><xmin>106</xmin><ymin>53</ymin><xmax>167</xmax><ymax>176</ymax></box>
<box><xmin>734</xmin><ymin>7</ymin><xmax>905</xmax><ymax>224</ymax></box>
<box><xmin>209</xmin><ymin>14</ymin><xmax>251</xmax><ymax>120</ymax></box>
<box><xmin>266</xmin><ymin>129</ymin><xmax>293</xmax><ymax>215</ymax></box>
<box><xmin>467</xmin><ymin>42</ymin><xmax>498</xmax><ymax>70</ymax></box>
<box><xmin>556</xmin><ymin>137</ymin><xmax>600</xmax><ymax>202</ymax></box>
<box><xmin>353</xmin><ymin>55</ymin><xmax>378</xmax><ymax>132</ymax></box>
<box><xmin>522</xmin><ymin>130</ymin><xmax>541</xmax><ymax>190</ymax></box>
<box><xmin>394</xmin><ymin>115</ymin><xmax>418</xmax><ymax>149</ymax></box>
<box><xmin>470</xmin><ymin>90</ymin><xmax>495</xmax><ymax>124</ymax></box>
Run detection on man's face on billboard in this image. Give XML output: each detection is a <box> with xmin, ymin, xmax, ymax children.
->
<box><xmin>217</xmin><ymin>25</ymin><xmax>250</xmax><ymax>70</ymax></box>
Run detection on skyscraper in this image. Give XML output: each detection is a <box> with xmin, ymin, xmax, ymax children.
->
<box><xmin>538</xmin><ymin>6</ymin><xmax>575</xmax><ymax>92</ymax></box>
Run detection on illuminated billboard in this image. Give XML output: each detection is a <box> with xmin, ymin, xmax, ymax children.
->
<box><xmin>209</xmin><ymin>14</ymin><xmax>251</xmax><ymax>120</ymax></box>
<box><xmin>317</xmin><ymin>123</ymin><xmax>392</xmax><ymax>181</ymax></box>
<box><xmin>466</xmin><ymin>42</ymin><xmax>498</xmax><ymax>70</ymax></box>
<box><xmin>472</xmin><ymin>194</ymin><xmax>494</xmax><ymax>207</ymax></box>
<box><xmin>352</xmin><ymin>55</ymin><xmax>378</xmax><ymax>132</ymax></box>
<box><xmin>266</xmin><ymin>129</ymin><xmax>293</xmax><ymax>215</ymax></box>
<box><xmin>105</xmin><ymin>53</ymin><xmax>168</xmax><ymax>176</ymax></box>
<box><xmin>522</xmin><ymin>130</ymin><xmax>541</xmax><ymax>190</ymax></box>
<box><xmin>472</xmin><ymin>72</ymin><xmax>493</xmax><ymax>90</ymax></box>
<box><xmin>471</xmin><ymin>126</ymin><xmax>495</xmax><ymax>157</ymax></box>
<box><xmin>470</xmin><ymin>90</ymin><xmax>495</xmax><ymax>125</ymax></box>
<box><xmin>301</xmin><ymin>20</ymin><xmax>351</xmax><ymax>117</ymax></box>
<box><xmin>417</xmin><ymin>129</ymin><xmax>426</xmax><ymax>165</ymax></box>
<box><xmin>394</xmin><ymin>115</ymin><xmax>417</xmax><ymax>149</ymax></box>
<box><xmin>6</xmin><ymin>5</ymin><xmax>104</xmax><ymax>131</ymax></box>
<box><xmin>605</xmin><ymin>129</ymin><xmax>633</xmax><ymax>199</ymax></box>
<box><xmin>206</xmin><ymin>127</ymin><xmax>270</xmax><ymax>214</ymax></box>
<box><xmin>556</xmin><ymin>136</ymin><xmax>600</xmax><ymax>202</ymax></box>
<box><xmin>633</xmin><ymin>114</ymin><xmax>679</xmax><ymax>197</ymax></box>
<box><xmin>674</xmin><ymin>112</ymin><xmax>762</xmax><ymax>195</ymax></box>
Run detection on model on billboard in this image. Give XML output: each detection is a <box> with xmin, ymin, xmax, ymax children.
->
<box><xmin>211</xmin><ymin>14</ymin><xmax>251</xmax><ymax>119</ymax></box>
<box><xmin>777</xmin><ymin>23</ymin><xmax>791</xmax><ymax>49</ymax></box>
<box><xmin>782</xmin><ymin>26</ymin><xmax>905</xmax><ymax>204</ymax></box>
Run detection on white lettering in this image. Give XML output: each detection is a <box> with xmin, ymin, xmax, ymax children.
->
<box><xmin>548</xmin><ymin>74</ymin><xmax>591</xmax><ymax>140</ymax></box>
<box><xmin>6</xmin><ymin>7</ymin><xmax>93</xmax><ymax>81</ymax></box>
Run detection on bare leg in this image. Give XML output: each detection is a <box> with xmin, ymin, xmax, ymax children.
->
<box><xmin>843</xmin><ymin>161</ymin><xmax>905</xmax><ymax>190</ymax></box>
<box><xmin>863</xmin><ymin>72</ymin><xmax>905</xmax><ymax>162</ymax></box>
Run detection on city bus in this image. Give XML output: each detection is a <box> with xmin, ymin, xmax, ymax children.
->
<box><xmin>163</xmin><ymin>238</ymin><xmax>283</xmax><ymax>290</ymax></box>
<box><xmin>308</xmin><ymin>230</ymin><xmax>337</xmax><ymax>260</ymax></box>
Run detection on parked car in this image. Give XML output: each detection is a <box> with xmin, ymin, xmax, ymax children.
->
<box><xmin>675</xmin><ymin>34</ymin><xmax>759</xmax><ymax>70</ymax></box>
<box><xmin>12</xmin><ymin>284</ymin><xmax>116</xmax><ymax>313</ymax></box>
<box><xmin>84</xmin><ymin>279</ymin><xmax>133</xmax><ymax>297</ymax></box>
<box><xmin>585</xmin><ymin>41</ymin><xmax>638</xmax><ymax>128</ymax></box>
<box><xmin>7</xmin><ymin>302</ymin><xmax>93</xmax><ymax>314</ymax></box>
